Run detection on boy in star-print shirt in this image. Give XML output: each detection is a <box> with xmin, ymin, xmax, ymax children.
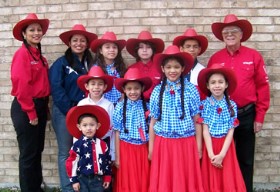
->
<box><xmin>65</xmin><ymin>105</ymin><xmax>112</xmax><ymax>192</ymax></box>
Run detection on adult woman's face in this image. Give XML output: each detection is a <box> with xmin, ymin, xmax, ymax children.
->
<box><xmin>22</xmin><ymin>23</ymin><xmax>43</xmax><ymax>47</ymax></box>
<box><xmin>69</xmin><ymin>34</ymin><xmax>88</xmax><ymax>59</ymax></box>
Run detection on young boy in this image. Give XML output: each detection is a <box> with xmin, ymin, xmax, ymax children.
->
<box><xmin>173</xmin><ymin>28</ymin><xmax>208</xmax><ymax>86</ymax></box>
<box><xmin>77</xmin><ymin>66</ymin><xmax>115</xmax><ymax>161</ymax></box>
<box><xmin>65</xmin><ymin>105</ymin><xmax>112</xmax><ymax>192</ymax></box>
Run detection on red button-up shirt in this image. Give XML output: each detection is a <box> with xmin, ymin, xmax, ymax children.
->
<box><xmin>208</xmin><ymin>45</ymin><xmax>270</xmax><ymax>123</ymax></box>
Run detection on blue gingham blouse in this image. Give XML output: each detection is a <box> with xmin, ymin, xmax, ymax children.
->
<box><xmin>150</xmin><ymin>78</ymin><xmax>200</xmax><ymax>138</ymax></box>
<box><xmin>103</xmin><ymin>63</ymin><xmax>122</xmax><ymax>105</ymax></box>
<box><xmin>113</xmin><ymin>99</ymin><xmax>149</xmax><ymax>144</ymax></box>
<box><xmin>200</xmin><ymin>95</ymin><xmax>238</xmax><ymax>138</ymax></box>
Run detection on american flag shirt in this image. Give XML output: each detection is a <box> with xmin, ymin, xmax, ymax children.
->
<box><xmin>200</xmin><ymin>96</ymin><xmax>238</xmax><ymax>138</ymax></box>
<box><xmin>65</xmin><ymin>136</ymin><xmax>112</xmax><ymax>184</ymax></box>
<box><xmin>150</xmin><ymin>78</ymin><xmax>200</xmax><ymax>138</ymax></box>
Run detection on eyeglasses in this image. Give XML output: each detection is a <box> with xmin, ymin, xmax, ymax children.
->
<box><xmin>221</xmin><ymin>28</ymin><xmax>241</xmax><ymax>36</ymax></box>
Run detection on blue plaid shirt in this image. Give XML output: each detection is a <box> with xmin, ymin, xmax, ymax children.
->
<box><xmin>150</xmin><ymin>78</ymin><xmax>200</xmax><ymax>138</ymax></box>
<box><xmin>103</xmin><ymin>63</ymin><xmax>122</xmax><ymax>105</ymax></box>
<box><xmin>200</xmin><ymin>96</ymin><xmax>238</xmax><ymax>138</ymax></box>
<box><xmin>113</xmin><ymin>99</ymin><xmax>149</xmax><ymax>144</ymax></box>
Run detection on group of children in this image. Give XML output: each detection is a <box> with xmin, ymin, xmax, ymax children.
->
<box><xmin>64</xmin><ymin>29</ymin><xmax>246</xmax><ymax>192</ymax></box>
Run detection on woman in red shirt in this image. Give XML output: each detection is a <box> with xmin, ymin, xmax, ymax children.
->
<box><xmin>10</xmin><ymin>13</ymin><xmax>50</xmax><ymax>192</ymax></box>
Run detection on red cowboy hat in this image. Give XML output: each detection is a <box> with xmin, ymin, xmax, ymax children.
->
<box><xmin>198</xmin><ymin>63</ymin><xmax>237</xmax><ymax>96</ymax></box>
<box><xmin>59</xmin><ymin>24</ymin><xmax>98</xmax><ymax>46</ymax></box>
<box><xmin>66</xmin><ymin>105</ymin><xmax>110</xmax><ymax>139</ymax></box>
<box><xmin>115</xmin><ymin>68</ymin><xmax>152</xmax><ymax>93</ymax></box>
<box><xmin>13</xmin><ymin>13</ymin><xmax>49</xmax><ymax>41</ymax></box>
<box><xmin>77</xmin><ymin>66</ymin><xmax>114</xmax><ymax>93</ymax></box>
<box><xmin>153</xmin><ymin>45</ymin><xmax>194</xmax><ymax>76</ymax></box>
<box><xmin>90</xmin><ymin>31</ymin><xmax>126</xmax><ymax>53</ymax></box>
<box><xmin>172</xmin><ymin>28</ymin><xmax>208</xmax><ymax>55</ymax></box>
<box><xmin>211</xmin><ymin>14</ymin><xmax>253</xmax><ymax>42</ymax></box>
<box><xmin>126</xmin><ymin>31</ymin><xmax>165</xmax><ymax>57</ymax></box>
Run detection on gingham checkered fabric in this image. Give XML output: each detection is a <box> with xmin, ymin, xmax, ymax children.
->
<box><xmin>150</xmin><ymin>78</ymin><xmax>200</xmax><ymax>138</ymax></box>
<box><xmin>200</xmin><ymin>96</ymin><xmax>238</xmax><ymax>138</ymax></box>
<box><xmin>113</xmin><ymin>99</ymin><xmax>149</xmax><ymax>144</ymax></box>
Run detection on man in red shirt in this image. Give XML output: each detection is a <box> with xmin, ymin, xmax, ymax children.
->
<box><xmin>208</xmin><ymin>14</ymin><xmax>270</xmax><ymax>192</ymax></box>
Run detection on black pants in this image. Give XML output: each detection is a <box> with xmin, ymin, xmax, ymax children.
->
<box><xmin>234</xmin><ymin>105</ymin><xmax>256</xmax><ymax>192</ymax></box>
<box><xmin>11</xmin><ymin>97</ymin><xmax>48</xmax><ymax>192</ymax></box>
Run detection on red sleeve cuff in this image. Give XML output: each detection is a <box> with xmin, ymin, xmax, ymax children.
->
<box><xmin>255</xmin><ymin>113</ymin><xmax>265</xmax><ymax>124</ymax></box>
<box><xmin>27</xmin><ymin>110</ymin><xmax>37</xmax><ymax>121</ymax></box>
<box><xmin>103</xmin><ymin>175</ymin><xmax>112</xmax><ymax>183</ymax></box>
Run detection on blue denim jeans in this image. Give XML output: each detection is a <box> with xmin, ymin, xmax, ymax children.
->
<box><xmin>51</xmin><ymin>104</ymin><xmax>74</xmax><ymax>192</ymax></box>
<box><xmin>78</xmin><ymin>174</ymin><xmax>104</xmax><ymax>192</ymax></box>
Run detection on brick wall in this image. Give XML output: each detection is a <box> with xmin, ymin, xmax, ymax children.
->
<box><xmin>0</xmin><ymin>0</ymin><xmax>279</xmax><ymax>189</ymax></box>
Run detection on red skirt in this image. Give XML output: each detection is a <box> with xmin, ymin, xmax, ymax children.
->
<box><xmin>201</xmin><ymin>137</ymin><xmax>246</xmax><ymax>192</ymax></box>
<box><xmin>149</xmin><ymin>135</ymin><xmax>204</xmax><ymax>192</ymax></box>
<box><xmin>114</xmin><ymin>140</ymin><xmax>150</xmax><ymax>192</ymax></box>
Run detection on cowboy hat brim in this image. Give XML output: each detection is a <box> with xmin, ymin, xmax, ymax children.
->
<box><xmin>126</xmin><ymin>38</ymin><xmax>165</xmax><ymax>57</ymax></box>
<box><xmin>90</xmin><ymin>39</ymin><xmax>126</xmax><ymax>53</ymax></box>
<box><xmin>13</xmin><ymin>19</ymin><xmax>49</xmax><ymax>41</ymax></box>
<box><xmin>77</xmin><ymin>74</ymin><xmax>114</xmax><ymax>94</ymax></box>
<box><xmin>153</xmin><ymin>51</ymin><xmax>194</xmax><ymax>76</ymax></box>
<box><xmin>198</xmin><ymin>65</ymin><xmax>237</xmax><ymax>96</ymax></box>
<box><xmin>115</xmin><ymin>76</ymin><xmax>153</xmax><ymax>93</ymax></box>
<box><xmin>172</xmin><ymin>35</ymin><xmax>208</xmax><ymax>55</ymax></box>
<box><xmin>211</xmin><ymin>20</ymin><xmax>253</xmax><ymax>42</ymax></box>
<box><xmin>66</xmin><ymin>105</ymin><xmax>110</xmax><ymax>139</ymax></box>
<box><xmin>59</xmin><ymin>30</ymin><xmax>98</xmax><ymax>46</ymax></box>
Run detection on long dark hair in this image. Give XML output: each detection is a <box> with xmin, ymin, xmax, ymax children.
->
<box><xmin>158</xmin><ymin>57</ymin><xmax>186</xmax><ymax>121</ymax></box>
<box><xmin>64</xmin><ymin>47</ymin><xmax>94</xmax><ymax>74</ymax></box>
<box><xmin>94</xmin><ymin>44</ymin><xmax>126</xmax><ymax>77</ymax></box>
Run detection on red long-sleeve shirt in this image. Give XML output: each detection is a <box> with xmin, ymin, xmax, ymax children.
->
<box><xmin>10</xmin><ymin>44</ymin><xmax>50</xmax><ymax>120</ymax></box>
<box><xmin>208</xmin><ymin>45</ymin><xmax>270</xmax><ymax>123</ymax></box>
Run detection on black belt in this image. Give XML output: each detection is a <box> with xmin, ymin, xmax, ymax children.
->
<box><xmin>33</xmin><ymin>96</ymin><xmax>48</xmax><ymax>101</ymax></box>
<box><xmin>237</xmin><ymin>103</ymin><xmax>254</xmax><ymax>115</ymax></box>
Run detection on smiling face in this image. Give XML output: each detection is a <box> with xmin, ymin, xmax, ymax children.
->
<box><xmin>22</xmin><ymin>23</ymin><xmax>44</xmax><ymax>47</ymax></box>
<box><xmin>99</xmin><ymin>42</ymin><xmax>118</xmax><ymax>64</ymax></box>
<box><xmin>161</xmin><ymin>58</ymin><xmax>185</xmax><ymax>82</ymax></box>
<box><xmin>222</xmin><ymin>26</ymin><xmax>243</xmax><ymax>49</ymax></box>
<box><xmin>207</xmin><ymin>73</ymin><xmax>228</xmax><ymax>100</ymax></box>
<box><xmin>85</xmin><ymin>79</ymin><xmax>107</xmax><ymax>101</ymax></box>
<box><xmin>123</xmin><ymin>81</ymin><xmax>144</xmax><ymax>101</ymax></box>
<box><xmin>69</xmin><ymin>34</ymin><xmax>88</xmax><ymax>59</ymax></box>
<box><xmin>77</xmin><ymin>115</ymin><xmax>100</xmax><ymax>138</ymax></box>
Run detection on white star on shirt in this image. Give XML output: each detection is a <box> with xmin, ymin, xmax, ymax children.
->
<box><xmin>85</xmin><ymin>152</ymin><xmax>90</xmax><ymax>158</ymax></box>
<box><xmin>76</xmin><ymin>147</ymin><xmax>80</xmax><ymax>153</ymax></box>
<box><xmin>83</xmin><ymin>143</ymin><xmax>88</xmax><ymax>148</ymax></box>
<box><xmin>86</xmin><ymin>163</ymin><xmax>92</xmax><ymax>170</ymax></box>
<box><xmin>66</xmin><ymin>66</ymin><xmax>78</xmax><ymax>75</ymax></box>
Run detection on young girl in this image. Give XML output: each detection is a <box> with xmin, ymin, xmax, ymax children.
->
<box><xmin>77</xmin><ymin>66</ymin><xmax>115</xmax><ymax>161</ymax></box>
<box><xmin>113</xmin><ymin>68</ymin><xmax>152</xmax><ymax>192</ymax></box>
<box><xmin>90</xmin><ymin>31</ymin><xmax>127</xmax><ymax>105</ymax></box>
<box><xmin>197</xmin><ymin>64</ymin><xmax>246</xmax><ymax>192</ymax></box>
<box><xmin>10</xmin><ymin>13</ymin><xmax>50</xmax><ymax>192</ymax></box>
<box><xmin>126</xmin><ymin>30</ymin><xmax>164</xmax><ymax>101</ymax></box>
<box><xmin>149</xmin><ymin>45</ymin><xmax>204</xmax><ymax>192</ymax></box>
<box><xmin>65</xmin><ymin>105</ymin><xmax>112</xmax><ymax>192</ymax></box>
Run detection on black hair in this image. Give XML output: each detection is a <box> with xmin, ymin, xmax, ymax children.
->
<box><xmin>121</xmin><ymin>82</ymin><xmax>149</xmax><ymax>133</ymax></box>
<box><xmin>94</xmin><ymin>44</ymin><xmax>126</xmax><ymax>77</ymax></box>
<box><xmin>180</xmin><ymin>38</ymin><xmax>201</xmax><ymax>48</ymax></box>
<box><xmin>65</xmin><ymin>46</ymin><xmax>94</xmax><ymax>74</ymax></box>
<box><xmin>77</xmin><ymin>113</ymin><xmax>98</xmax><ymax>124</ymax></box>
<box><xmin>134</xmin><ymin>41</ymin><xmax>156</xmax><ymax>62</ymax></box>
<box><xmin>158</xmin><ymin>57</ymin><xmax>186</xmax><ymax>121</ymax></box>
<box><xmin>206</xmin><ymin>72</ymin><xmax>235</xmax><ymax>117</ymax></box>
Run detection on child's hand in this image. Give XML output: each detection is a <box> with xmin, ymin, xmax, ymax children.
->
<box><xmin>72</xmin><ymin>182</ymin><xmax>80</xmax><ymax>192</ymax></box>
<box><xmin>103</xmin><ymin>182</ymin><xmax>110</xmax><ymax>189</ymax></box>
<box><xmin>211</xmin><ymin>154</ymin><xmax>224</xmax><ymax>169</ymax></box>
